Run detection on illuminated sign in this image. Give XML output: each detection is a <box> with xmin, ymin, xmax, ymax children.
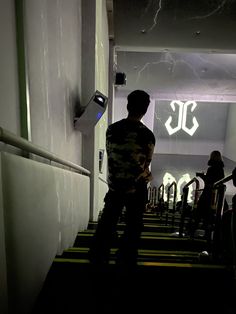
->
<box><xmin>176</xmin><ymin>173</ymin><xmax>193</xmax><ymax>203</ymax></box>
<box><xmin>163</xmin><ymin>172</ymin><xmax>193</xmax><ymax>203</ymax></box>
<box><xmin>165</xmin><ymin>100</ymin><xmax>199</xmax><ymax>136</ymax></box>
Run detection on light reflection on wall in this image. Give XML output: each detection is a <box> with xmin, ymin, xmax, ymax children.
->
<box><xmin>163</xmin><ymin>172</ymin><xmax>193</xmax><ymax>203</ymax></box>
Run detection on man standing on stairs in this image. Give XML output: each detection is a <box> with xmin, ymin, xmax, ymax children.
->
<box><xmin>89</xmin><ymin>90</ymin><xmax>156</xmax><ymax>267</ymax></box>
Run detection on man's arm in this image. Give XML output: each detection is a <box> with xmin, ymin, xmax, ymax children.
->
<box><xmin>145</xmin><ymin>142</ymin><xmax>155</xmax><ymax>168</ymax></box>
<box><xmin>137</xmin><ymin>141</ymin><xmax>155</xmax><ymax>183</ymax></box>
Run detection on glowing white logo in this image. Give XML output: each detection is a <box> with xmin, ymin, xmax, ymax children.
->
<box><xmin>163</xmin><ymin>172</ymin><xmax>176</xmax><ymax>201</ymax></box>
<box><xmin>163</xmin><ymin>172</ymin><xmax>193</xmax><ymax>203</ymax></box>
<box><xmin>176</xmin><ymin>173</ymin><xmax>193</xmax><ymax>203</ymax></box>
<box><xmin>165</xmin><ymin>100</ymin><xmax>199</xmax><ymax>136</ymax></box>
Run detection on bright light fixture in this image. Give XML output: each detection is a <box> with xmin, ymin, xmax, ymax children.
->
<box><xmin>163</xmin><ymin>172</ymin><xmax>193</xmax><ymax>203</ymax></box>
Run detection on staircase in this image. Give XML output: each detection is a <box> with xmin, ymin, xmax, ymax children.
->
<box><xmin>32</xmin><ymin>212</ymin><xmax>235</xmax><ymax>314</ymax></box>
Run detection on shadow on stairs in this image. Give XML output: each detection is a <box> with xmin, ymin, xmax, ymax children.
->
<box><xmin>32</xmin><ymin>213</ymin><xmax>236</xmax><ymax>314</ymax></box>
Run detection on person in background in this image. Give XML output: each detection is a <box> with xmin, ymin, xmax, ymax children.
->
<box><xmin>89</xmin><ymin>90</ymin><xmax>155</xmax><ymax>267</ymax></box>
<box><xmin>191</xmin><ymin>150</ymin><xmax>225</xmax><ymax>241</ymax></box>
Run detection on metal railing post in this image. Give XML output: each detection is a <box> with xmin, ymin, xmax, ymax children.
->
<box><xmin>157</xmin><ymin>183</ymin><xmax>164</xmax><ymax>217</ymax></box>
<box><xmin>179</xmin><ymin>177</ymin><xmax>200</xmax><ymax>237</ymax></box>
<box><xmin>165</xmin><ymin>181</ymin><xmax>177</xmax><ymax>227</ymax></box>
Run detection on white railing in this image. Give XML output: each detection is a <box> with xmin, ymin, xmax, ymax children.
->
<box><xmin>0</xmin><ymin>126</ymin><xmax>90</xmax><ymax>176</ymax></box>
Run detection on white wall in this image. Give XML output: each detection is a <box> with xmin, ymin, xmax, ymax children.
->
<box><xmin>0</xmin><ymin>155</ymin><xmax>8</xmax><ymax>314</ymax></box>
<box><xmin>25</xmin><ymin>0</ymin><xmax>83</xmax><ymax>165</ymax></box>
<box><xmin>0</xmin><ymin>0</ymin><xmax>20</xmax><ymax>135</ymax></box>
<box><xmin>224</xmin><ymin>104</ymin><xmax>236</xmax><ymax>162</ymax></box>
<box><xmin>156</xmin><ymin>139</ymin><xmax>224</xmax><ymax>156</ymax></box>
<box><xmin>0</xmin><ymin>2</ymin><xmax>93</xmax><ymax>313</ymax></box>
<box><xmin>82</xmin><ymin>0</ymin><xmax>109</xmax><ymax>220</ymax></box>
<box><xmin>94</xmin><ymin>0</ymin><xmax>109</xmax><ymax>218</ymax></box>
<box><xmin>0</xmin><ymin>152</ymin><xmax>90</xmax><ymax>314</ymax></box>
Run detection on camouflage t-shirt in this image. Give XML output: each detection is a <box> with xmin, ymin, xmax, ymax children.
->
<box><xmin>106</xmin><ymin>119</ymin><xmax>155</xmax><ymax>193</ymax></box>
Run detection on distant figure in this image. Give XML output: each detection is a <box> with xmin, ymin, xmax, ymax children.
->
<box><xmin>191</xmin><ymin>150</ymin><xmax>225</xmax><ymax>239</ymax></box>
<box><xmin>176</xmin><ymin>195</ymin><xmax>184</xmax><ymax>212</ymax></box>
<box><xmin>89</xmin><ymin>90</ymin><xmax>155</xmax><ymax>267</ymax></box>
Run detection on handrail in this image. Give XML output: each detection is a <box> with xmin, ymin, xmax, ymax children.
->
<box><xmin>157</xmin><ymin>184</ymin><xmax>165</xmax><ymax>217</ymax></box>
<box><xmin>152</xmin><ymin>187</ymin><xmax>157</xmax><ymax>206</ymax></box>
<box><xmin>183</xmin><ymin>177</ymin><xmax>199</xmax><ymax>191</ymax></box>
<box><xmin>166</xmin><ymin>181</ymin><xmax>177</xmax><ymax>227</ymax></box>
<box><xmin>211</xmin><ymin>174</ymin><xmax>233</xmax><ymax>216</ymax></box>
<box><xmin>167</xmin><ymin>181</ymin><xmax>177</xmax><ymax>211</ymax></box>
<box><xmin>209</xmin><ymin>170</ymin><xmax>236</xmax><ymax>262</ymax></box>
<box><xmin>0</xmin><ymin>126</ymin><xmax>90</xmax><ymax>176</ymax></box>
<box><xmin>148</xmin><ymin>186</ymin><xmax>152</xmax><ymax>202</ymax></box>
<box><xmin>183</xmin><ymin>177</ymin><xmax>200</xmax><ymax>207</ymax></box>
<box><xmin>213</xmin><ymin>174</ymin><xmax>233</xmax><ymax>188</ymax></box>
<box><xmin>211</xmin><ymin>178</ymin><xmax>229</xmax><ymax>259</ymax></box>
<box><xmin>179</xmin><ymin>177</ymin><xmax>200</xmax><ymax>237</ymax></box>
<box><xmin>147</xmin><ymin>186</ymin><xmax>157</xmax><ymax>206</ymax></box>
<box><xmin>158</xmin><ymin>183</ymin><xmax>164</xmax><ymax>201</ymax></box>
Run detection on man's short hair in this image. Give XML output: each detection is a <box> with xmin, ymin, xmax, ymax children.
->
<box><xmin>127</xmin><ymin>90</ymin><xmax>150</xmax><ymax>116</ymax></box>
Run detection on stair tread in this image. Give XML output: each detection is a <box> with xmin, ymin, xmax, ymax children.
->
<box><xmin>33</xmin><ymin>212</ymin><xmax>235</xmax><ymax>314</ymax></box>
<box><xmin>53</xmin><ymin>257</ymin><xmax>228</xmax><ymax>271</ymax></box>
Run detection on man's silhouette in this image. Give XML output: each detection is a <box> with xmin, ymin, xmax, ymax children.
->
<box><xmin>89</xmin><ymin>90</ymin><xmax>155</xmax><ymax>267</ymax></box>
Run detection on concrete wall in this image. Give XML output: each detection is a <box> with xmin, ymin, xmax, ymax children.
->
<box><xmin>94</xmin><ymin>0</ymin><xmax>109</xmax><ymax>218</ymax></box>
<box><xmin>0</xmin><ymin>152</ymin><xmax>90</xmax><ymax>314</ymax></box>
<box><xmin>224</xmin><ymin>104</ymin><xmax>236</xmax><ymax>162</ymax></box>
<box><xmin>0</xmin><ymin>0</ymin><xmax>20</xmax><ymax>136</ymax></box>
<box><xmin>0</xmin><ymin>0</ymin><xmax>108</xmax><ymax>215</ymax></box>
<box><xmin>82</xmin><ymin>0</ymin><xmax>109</xmax><ymax>220</ymax></box>
<box><xmin>0</xmin><ymin>0</ymin><xmax>108</xmax><ymax>312</ymax></box>
<box><xmin>25</xmin><ymin>0</ymin><xmax>83</xmax><ymax>165</ymax></box>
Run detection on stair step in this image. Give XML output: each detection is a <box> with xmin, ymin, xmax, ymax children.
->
<box><xmin>82</xmin><ymin>229</ymin><xmax>179</xmax><ymax>237</ymax></box>
<box><xmin>33</xmin><ymin>210</ymin><xmax>234</xmax><ymax>314</ymax></box>
<box><xmin>33</xmin><ymin>212</ymin><xmax>235</xmax><ymax>314</ymax></box>
<box><xmin>53</xmin><ymin>257</ymin><xmax>228</xmax><ymax>271</ymax></box>
<box><xmin>74</xmin><ymin>232</ymin><xmax>207</xmax><ymax>251</ymax></box>
<box><xmin>88</xmin><ymin>221</ymin><xmax>179</xmax><ymax>232</ymax></box>
<box><xmin>34</xmin><ymin>259</ymin><xmax>233</xmax><ymax>314</ymax></box>
<box><xmin>58</xmin><ymin>247</ymin><xmax>209</xmax><ymax>263</ymax></box>
<box><xmin>92</xmin><ymin>214</ymin><xmax>190</xmax><ymax>228</ymax></box>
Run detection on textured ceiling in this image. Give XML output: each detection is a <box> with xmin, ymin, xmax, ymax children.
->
<box><xmin>112</xmin><ymin>0</ymin><xmax>236</xmax><ymax>101</ymax></box>
<box><xmin>113</xmin><ymin>0</ymin><xmax>236</xmax><ymax>52</ymax></box>
<box><xmin>115</xmin><ymin>51</ymin><xmax>236</xmax><ymax>101</ymax></box>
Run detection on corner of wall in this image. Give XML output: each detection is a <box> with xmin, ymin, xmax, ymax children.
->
<box><xmin>0</xmin><ymin>154</ymin><xmax>9</xmax><ymax>314</ymax></box>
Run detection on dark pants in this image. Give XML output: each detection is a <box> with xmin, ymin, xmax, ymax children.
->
<box><xmin>89</xmin><ymin>183</ymin><xmax>147</xmax><ymax>266</ymax></box>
